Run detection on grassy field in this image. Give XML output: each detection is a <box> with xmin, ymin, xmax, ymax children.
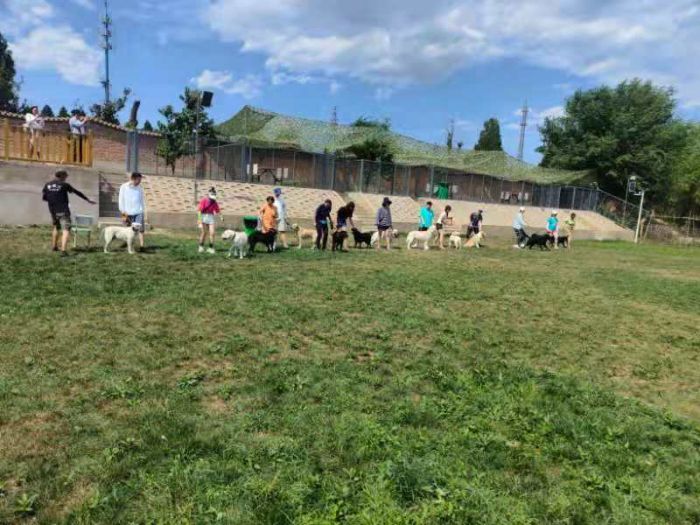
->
<box><xmin>1</xmin><ymin>228</ymin><xmax>699</xmax><ymax>524</ymax></box>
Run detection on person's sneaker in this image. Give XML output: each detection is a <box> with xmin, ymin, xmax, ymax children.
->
<box><xmin>52</xmin><ymin>246</ymin><xmax>59</xmax><ymax>252</ymax></box>
<box><xmin>207</xmin><ymin>247</ymin><xmax>215</xmax><ymax>254</ymax></box>
<box><xmin>198</xmin><ymin>246</ymin><xmax>205</xmax><ymax>253</ymax></box>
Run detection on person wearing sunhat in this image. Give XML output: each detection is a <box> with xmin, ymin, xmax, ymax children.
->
<box><xmin>375</xmin><ymin>197</ymin><xmax>393</xmax><ymax>251</ymax></box>
<box><xmin>273</xmin><ymin>187</ymin><xmax>289</xmax><ymax>249</ymax></box>
<box><xmin>546</xmin><ymin>210</ymin><xmax>560</xmax><ymax>249</ymax></box>
<box><xmin>197</xmin><ymin>187</ymin><xmax>221</xmax><ymax>254</ymax></box>
<box><xmin>512</xmin><ymin>206</ymin><xmax>528</xmax><ymax>248</ymax></box>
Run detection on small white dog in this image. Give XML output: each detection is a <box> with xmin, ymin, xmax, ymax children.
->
<box><xmin>222</xmin><ymin>229</ymin><xmax>249</xmax><ymax>259</ymax></box>
<box><xmin>370</xmin><ymin>228</ymin><xmax>399</xmax><ymax>247</ymax></box>
<box><xmin>406</xmin><ymin>225</ymin><xmax>437</xmax><ymax>251</ymax></box>
<box><xmin>103</xmin><ymin>225</ymin><xmax>138</xmax><ymax>254</ymax></box>
<box><xmin>449</xmin><ymin>232</ymin><xmax>463</xmax><ymax>249</ymax></box>
<box><xmin>465</xmin><ymin>231</ymin><xmax>485</xmax><ymax>248</ymax></box>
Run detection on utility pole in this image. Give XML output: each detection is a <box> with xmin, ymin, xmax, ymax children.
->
<box><xmin>517</xmin><ymin>100</ymin><xmax>528</xmax><ymax>161</ymax></box>
<box><xmin>634</xmin><ymin>189</ymin><xmax>645</xmax><ymax>244</ymax></box>
<box><xmin>101</xmin><ymin>0</ymin><xmax>113</xmax><ymax>105</ymax></box>
<box><xmin>331</xmin><ymin>106</ymin><xmax>338</xmax><ymax>126</ymax></box>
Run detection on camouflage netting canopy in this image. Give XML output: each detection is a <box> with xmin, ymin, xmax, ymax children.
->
<box><xmin>217</xmin><ymin>106</ymin><xmax>590</xmax><ymax>184</ymax></box>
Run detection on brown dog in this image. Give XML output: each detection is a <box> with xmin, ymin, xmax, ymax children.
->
<box><xmin>292</xmin><ymin>224</ymin><xmax>317</xmax><ymax>249</ymax></box>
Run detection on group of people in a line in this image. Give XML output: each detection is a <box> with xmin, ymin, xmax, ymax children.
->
<box><xmin>23</xmin><ymin>106</ymin><xmax>90</xmax><ymax>162</ymax></box>
<box><xmin>512</xmin><ymin>207</ymin><xmax>576</xmax><ymax>248</ymax></box>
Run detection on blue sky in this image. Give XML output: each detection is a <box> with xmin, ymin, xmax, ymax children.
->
<box><xmin>2</xmin><ymin>0</ymin><xmax>699</xmax><ymax>164</ymax></box>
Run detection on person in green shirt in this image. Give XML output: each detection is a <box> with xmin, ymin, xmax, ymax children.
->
<box><xmin>563</xmin><ymin>212</ymin><xmax>576</xmax><ymax>249</ymax></box>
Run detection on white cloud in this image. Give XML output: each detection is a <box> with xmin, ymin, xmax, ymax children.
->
<box><xmin>10</xmin><ymin>26</ymin><xmax>102</xmax><ymax>86</ymax></box>
<box><xmin>191</xmin><ymin>69</ymin><xmax>263</xmax><ymax>99</ymax></box>
<box><xmin>201</xmin><ymin>0</ymin><xmax>700</xmax><ymax>106</ymax></box>
<box><xmin>70</xmin><ymin>0</ymin><xmax>95</xmax><ymax>9</ymax></box>
<box><xmin>0</xmin><ymin>0</ymin><xmax>54</xmax><ymax>35</ymax></box>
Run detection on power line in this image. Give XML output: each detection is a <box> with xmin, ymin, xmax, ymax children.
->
<box><xmin>517</xmin><ymin>100</ymin><xmax>528</xmax><ymax>161</ymax></box>
<box><xmin>100</xmin><ymin>0</ymin><xmax>113</xmax><ymax>105</ymax></box>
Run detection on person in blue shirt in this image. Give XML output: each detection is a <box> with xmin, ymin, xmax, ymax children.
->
<box><xmin>418</xmin><ymin>201</ymin><xmax>434</xmax><ymax>231</ymax></box>
<box><xmin>314</xmin><ymin>199</ymin><xmax>333</xmax><ymax>250</ymax></box>
<box><xmin>546</xmin><ymin>210</ymin><xmax>559</xmax><ymax>249</ymax></box>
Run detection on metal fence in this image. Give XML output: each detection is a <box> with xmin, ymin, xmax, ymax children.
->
<box><xmin>177</xmin><ymin>140</ymin><xmax>604</xmax><ymax>212</ymax></box>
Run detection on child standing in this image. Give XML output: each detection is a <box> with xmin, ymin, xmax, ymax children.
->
<box><xmin>198</xmin><ymin>187</ymin><xmax>221</xmax><ymax>254</ymax></box>
<box><xmin>546</xmin><ymin>210</ymin><xmax>559</xmax><ymax>249</ymax></box>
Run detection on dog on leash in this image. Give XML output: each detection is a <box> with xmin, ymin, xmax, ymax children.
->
<box><xmin>525</xmin><ymin>233</ymin><xmax>550</xmax><ymax>250</ymax></box>
<box><xmin>465</xmin><ymin>231</ymin><xmax>484</xmax><ymax>248</ymax></box>
<box><xmin>103</xmin><ymin>224</ymin><xmax>138</xmax><ymax>254</ymax></box>
<box><xmin>332</xmin><ymin>230</ymin><xmax>349</xmax><ymax>252</ymax></box>
<box><xmin>248</xmin><ymin>230</ymin><xmax>277</xmax><ymax>254</ymax></box>
<box><xmin>222</xmin><ymin>229</ymin><xmax>249</xmax><ymax>259</ymax></box>
<box><xmin>292</xmin><ymin>224</ymin><xmax>316</xmax><ymax>249</ymax></box>
<box><xmin>448</xmin><ymin>232</ymin><xmax>463</xmax><ymax>249</ymax></box>
<box><xmin>556</xmin><ymin>235</ymin><xmax>569</xmax><ymax>248</ymax></box>
<box><xmin>351</xmin><ymin>227</ymin><xmax>373</xmax><ymax>248</ymax></box>
<box><xmin>370</xmin><ymin>228</ymin><xmax>399</xmax><ymax>247</ymax></box>
<box><xmin>406</xmin><ymin>225</ymin><xmax>437</xmax><ymax>251</ymax></box>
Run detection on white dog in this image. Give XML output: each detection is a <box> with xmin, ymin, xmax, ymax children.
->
<box><xmin>370</xmin><ymin>228</ymin><xmax>399</xmax><ymax>247</ymax></box>
<box><xmin>222</xmin><ymin>229</ymin><xmax>249</xmax><ymax>259</ymax></box>
<box><xmin>465</xmin><ymin>231</ymin><xmax>484</xmax><ymax>248</ymax></box>
<box><xmin>449</xmin><ymin>232</ymin><xmax>463</xmax><ymax>249</ymax></box>
<box><xmin>406</xmin><ymin>225</ymin><xmax>437</xmax><ymax>251</ymax></box>
<box><xmin>103</xmin><ymin>225</ymin><xmax>137</xmax><ymax>254</ymax></box>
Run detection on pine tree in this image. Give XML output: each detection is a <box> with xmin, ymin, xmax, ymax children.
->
<box><xmin>0</xmin><ymin>32</ymin><xmax>19</xmax><ymax>111</ymax></box>
<box><xmin>142</xmin><ymin>120</ymin><xmax>153</xmax><ymax>132</ymax></box>
<box><xmin>474</xmin><ymin>118</ymin><xmax>503</xmax><ymax>151</ymax></box>
<box><xmin>57</xmin><ymin>106</ymin><xmax>70</xmax><ymax>118</ymax></box>
<box><xmin>40</xmin><ymin>104</ymin><xmax>54</xmax><ymax>117</ymax></box>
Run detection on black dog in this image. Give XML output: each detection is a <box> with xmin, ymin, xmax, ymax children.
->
<box><xmin>557</xmin><ymin>235</ymin><xmax>569</xmax><ymax>248</ymax></box>
<box><xmin>248</xmin><ymin>230</ymin><xmax>277</xmax><ymax>254</ymax></box>
<box><xmin>525</xmin><ymin>233</ymin><xmax>550</xmax><ymax>250</ymax></box>
<box><xmin>332</xmin><ymin>230</ymin><xmax>349</xmax><ymax>252</ymax></box>
<box><xmin>351</xmin><ymin>227</ymin><xmax>373</xmax><ymax>248</ymax></box>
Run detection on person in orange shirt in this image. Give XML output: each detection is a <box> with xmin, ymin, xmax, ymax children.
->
<box><xmin>259</xmin><ymin>196</ymin><xmax>279</xmax><ymax>234</ymax></box>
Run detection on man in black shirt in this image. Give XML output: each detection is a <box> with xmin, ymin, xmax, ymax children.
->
<box><xmin>42</xmin><ymin>170</ymin><xmax>95</xmax><ymax>256</ymax></box>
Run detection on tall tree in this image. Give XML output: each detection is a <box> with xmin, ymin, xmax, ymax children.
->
<box><xmin>57</xmin><ymin>106</ymin><xmax>70</xmax><ymax>118</ymax></box>
<box><xmin>474</xmin><ymin>118</ymin><xmax>503</xmax><ymax>151</ymax></box>
<box><xmin>156</xmin><ymin>88</ymin><xmax>215</xmax><ymax>174</ymax></box>
<box><xmin>537</xmin><ymin>79</ymin><xmax>687</xmax><ymax>202</ymax></box>
<box><xmin>0</xmin><ymin>32</ymin><xmax>18</xmax><ymax>111</ymax></box>
<box><xmin>142</xmin><ymin>120</ymin><xmax>154</xmax><ymax>132</ymax></box>
<box><xmin>668</xmin><ymin>124</ymin><xmax>700</xmax><ymax>217</ymax></box>
<box><xmin>90</xmin><ymin>88</ymin><xmax>131</xmax><ymax>125</ymax></box>
<box><xmin>40</xmin><ymin>104</ymin><xmax>54</xmax><ymax>117</ymax></box>
<box><xmin>446</xmin><ymin>119</ymin><xmax>455</xmax><ymax>151</ymax></box>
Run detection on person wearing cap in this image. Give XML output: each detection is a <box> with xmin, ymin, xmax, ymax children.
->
<box><xmin>273</xmin><ymin>187</ymin><xmax>289</xmax><ymax>249</ymax></box>
<box><xmin>118</xmin><ymin>172</ymin><xmax>146</xmax><ymax>251</ymax></box>
<box><xmin>418</xmin><ymin>201</ymin><xmax>434</xmax><ymax>231</ymax></box>
<box><xmin>314</xmin><ymin>199</ymin><xmax>333</xmax><ymax>250</ymax></box>
<box><xmin>375</xmin><ymin>197</ymin><xmax>393</xmax><ymax>250</ymax></box>
<box><xmin>512</xmin><ymin>207</ymin><xmax>528</xmax><ymax>248</ymax></box>
<box><xmin>197</xmin><ymin>187</ymin><xmax>222</xmax><ymax>254</ymax></box>
<box><xmin>467</xmin><ymin>209</ymin><xmax>484</xmax><ymax>238</ymax></box>
<box><xmin>546</xmin><ymin>210</ymin><xmax>560</xmax><ymax>248</ymax></box>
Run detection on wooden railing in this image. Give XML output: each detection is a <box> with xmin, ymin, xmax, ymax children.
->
<box><xmin>2</xmin><ymin>119</ymin><xmax>93</xmax><ymax>167</ymax></box>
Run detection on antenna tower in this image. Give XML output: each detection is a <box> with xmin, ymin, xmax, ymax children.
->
<box><xmin>517</xmin><ymin>100</ymin><xmax>528</xmax><ymax>161</ymax></box>
<box><xmin>101</xmin><ymin>0</ymin><xmax>113</xmax><ymax>105</ymax></box>
<box><xmin>331</xmin><ymin>106</ymin><xmax>338</xmax><ymax>126</ymax></box>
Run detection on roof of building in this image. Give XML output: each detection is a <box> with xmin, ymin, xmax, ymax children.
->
<box><xmin>216</xmin><ymin>106</ymin><xmax>590</xmax><ymax>184</ymax></box>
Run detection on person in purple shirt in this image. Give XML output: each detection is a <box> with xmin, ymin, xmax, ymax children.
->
<box><xmin>375</xmin><ymin>197</ymin><xmax>393</xmax><ymax>250</ymax></box>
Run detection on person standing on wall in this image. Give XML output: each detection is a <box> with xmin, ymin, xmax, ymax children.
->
<box><xmin>314</xmin><ymin>199</ymin><xmax>333</xmax><ymax>251</ymax></box>
<box><xmin>42</xmin><ymin>170</ymin><xmax>96</xmax><ymax>257</ymax></box>
<box><xmin>24</xmin><ymin>106</ymin><xmax>45</xmax><ymax>159</ymax></box>
<box><xmin>197</xmin><ymin>187</ymin><xmax>221</xmax><ymax>254</ymax></box>
<box><xmin>375</xmin><ymin>197</ymin><xmax>393</xmax><ymax>251</ymax></box>
<box><xmin>418</xmin><ymin>201</ymin><xmax>434</xmax><ymax>232</ymax></box>
<box><xmin>69</xmin><ymin>111</ymin><xmax>89</xmax><ymax>164</ymax></box>
<box><xmin>118</xmin><ymin>172</ymin><xmax>147</xmax><ymax>252</ymax></box>
<box><xmin>273</xmin><ymin>187</ymin><xmax>289</xmax><ymax>249</ymax></box>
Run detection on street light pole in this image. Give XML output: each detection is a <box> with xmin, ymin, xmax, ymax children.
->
<box><xmin>634</xmin><ymin>189</ymin><xmax>645</xmax><ymax>244</ymax></box>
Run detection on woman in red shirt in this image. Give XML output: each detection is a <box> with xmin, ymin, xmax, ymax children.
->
<box><xmin>197</xmin><ymin>187</ymin><xmax>221</xmax><ymax>254</ymax></box>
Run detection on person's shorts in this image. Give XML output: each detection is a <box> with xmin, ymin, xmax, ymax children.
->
<box><xmin>377</xmin><ymin>225</ymin><xmax>391</xmax><ymax>232</ymax></box>
<box><xmin>546</xmin><ymin>229</ymin><xmax>557</xmax><ymax>236</ymax></box>
<box><xmin>51</xmin><ymin>211</ymin><xmax>72</xmax><ymax>231</ymax></box>
<box><xmin>418</xmin><ymin>226</ymin><xmax>428</xmax><ymax>232</ymax></box>
<box><xmin>277</xmin><ymin>220</ymin><xmax>287</xmax><ymax>233</ymax></box>
<box><xmin>200</xmin><ymin>213</ymin><xmax>216</xmax><ymax>226</ymax></box>
<box><xmin>127</xmin><ymin>214</ymin><xmax>145</xmax><ymax>232</ymax></box>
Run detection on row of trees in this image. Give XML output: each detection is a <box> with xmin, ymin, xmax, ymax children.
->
<box><xmin>538</xmin><ymin>79</ymin><xmax>698</xmax><ymax>217</ymax></box>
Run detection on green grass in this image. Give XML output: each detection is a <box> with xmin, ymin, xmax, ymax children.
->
<box><xmin>1</xmin><ymin>229</ymin><xmax>699</xmax><ymax>524</ymax></box>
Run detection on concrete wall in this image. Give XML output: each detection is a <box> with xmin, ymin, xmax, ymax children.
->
<box><xmin>0</xmin><ymin>161</ymin><xmax>99</xmax><ymax>225</ymax></box>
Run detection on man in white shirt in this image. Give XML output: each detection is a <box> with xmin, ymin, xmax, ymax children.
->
<box><xmin>273</xmin><ymin>187</ymin><xmax>289</xmax><ymax>249</ymax></box>
<box><xmin>68</xmin><ymin>112</ymin><xmax>89</xmax><ymax>163</ymax></box>
<box><xmin>118</xmin><ymin>172</ymin><xmax>147</xmax><ymax>250</ymax></box>
<box><xmin>512</xmin><ymin>207</ymin><xmax>528</xmax><ymax>248</ymax></box>
<box><xmin>24</xmin><ymin>106</ymin><xmax>45</xmax><ymax>158</ymax></box>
